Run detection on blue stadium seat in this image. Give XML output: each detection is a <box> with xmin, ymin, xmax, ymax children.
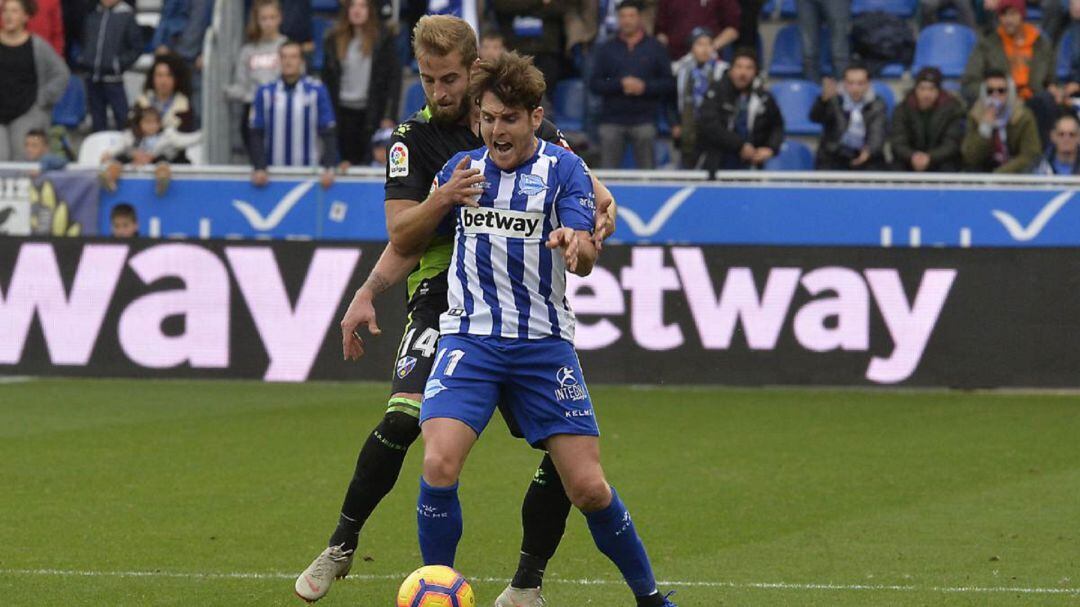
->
<box><xmin>1058</xmin><ymin>27</ymin><xmax>1074</xmax><ymax>80</ymax></box>
<box><xmin>912</xmin><ymin>23</ymin><xmax>976</xmax><ymax>78</ymax></box>
<box><xmin>765</xmin><ymin>140</ymin><xmax>815</xmax><ymax>170</ymax></box>
<box><xmin>761</xmin><ymin>0</ymin><xmax>797</xmax><ymax>18</ymax></box>
<box><xmin>872</xmin><ymin>81</ymin><xmax>896</xmax><ymax>116</ymax></box>
<box><xmin>52</xmin><ymin>76</ymin><xmax>86</xmax><ymax>129</ymax></box>
<box><xmin>401</xmin><ymin>81</ymin><xmax>426</xmax><ymax>121</ymax></box>
<box><xmin>852</xmin><ymin>0</ymin><xmax>917</xmax><ymax>16</ymax></box>
<box><xmin>310</xmin><ymin>16</ymin><xmax>333</xmax><ymax>72</ymax></box>
<box><xmin>770</xmin><ymin>80</ymin><xmax>822</xmax><ymax>135</ymax></box>
<box><xmin>311</xmin><ymin>0</ymin><xmax>339</xmax><ymax>12</ymax></box>
<box><xmin>769</xmin><ymin>24</ymin><xmax>834</xmax><ymax>78</ymax></box>
<box><xmin>552</xmin><ymin>78</ymin><xmax>585</xmax><ymax>132</ymax></box>
<box><xmin>880</xmin><ymin>63</ymin><xmax>906</xmax><ymax>78</ymax></box>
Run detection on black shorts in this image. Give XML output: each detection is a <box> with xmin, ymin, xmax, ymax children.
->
<box><xmin>387</xmin><ymin>298</ymin><xmax>526</xmax><ymax>439</ymax></box>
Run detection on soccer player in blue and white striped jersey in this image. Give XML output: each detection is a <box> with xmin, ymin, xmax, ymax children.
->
<box><xmin>248</xmin><ymin>41</ymin><xmax>338</xmax><ymax>189</ymax></box>
<box><xmin>416</xmin><ymin>52</ymin><xmax>677</xmax><ymax>607</ymax></box>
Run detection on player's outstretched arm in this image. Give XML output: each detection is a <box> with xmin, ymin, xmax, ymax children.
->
<box><xmin>387</xmin><ymin>157</ymin><xmax>485</xmax><ymax>255</ymax></box>
<box><xmin>341</xmin><ymin>243</ymin><xmax>423</xmax><ymax>361</ymax></box>
<box><xmin>592</xmin><ymin>176</ymin><xmax>617</xmax><ymax>249</ymax></box>
<box><xmin>546</xmin><ymin>228</ymin><xmax>597</xmax><ymax>277</ymax></box>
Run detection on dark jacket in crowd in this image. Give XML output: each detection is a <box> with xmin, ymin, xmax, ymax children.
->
<box><xmin>696</xmin><ymin>73</ymin><xmax>784</xmax><ymax>170</ymax></box>
<box><xmin>321</xmin><ymin>28</ymin><xmax>402</xmax><ymax>129</ymax></box>
<box><xmin>810</xmin><ymin>90</ymin><xmax>888</xmax><ymax>170</ymax></box>
<box><xmin>1031</xmin><ymin>145</ymin><xmax>1080</xmax><ymax>174</ymax></box>
<box><xmin>79</xmin><ymin>2</ymin><xmax>143</xmax><ymax>82</ymax></box>
<box><xmin>889</xmin><ymin>89</ymin><xmax>966</xmax><ymax>172</ymax></box>
<box><xmin>491</xmin><ymin>0</ymin><xmax>569</xmax><ymax>57</ymax></box>
<box><xmin>960</xmin><ymin>26</ymin><xmax>1054</xmax><ymax>104</ymax></box>
<box><xmin>589</xmin><ymin>32</ymin><xmax>676</xmax><ymax>125</ymax></box>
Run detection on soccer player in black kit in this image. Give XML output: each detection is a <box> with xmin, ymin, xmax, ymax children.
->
<box><xmin>295</xmin><ymin>15</ymin><xmax>618</xmax><ymax>606</ymax></box>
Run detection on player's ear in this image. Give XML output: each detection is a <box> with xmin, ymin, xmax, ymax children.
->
<box><xmin>531</xmin><ymin>106</ymin><xmax>544</xmax><ymax>131</ymax></box>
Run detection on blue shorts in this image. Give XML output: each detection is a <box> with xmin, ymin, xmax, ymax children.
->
<box><xmin>420</xmin><ymin>334</ymin><xmax>599</xmax><ymax>447</ymax></box>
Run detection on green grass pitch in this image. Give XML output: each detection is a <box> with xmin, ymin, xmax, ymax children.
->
<box><xmin>2</xmin><ymin>378</ymin><xmax>1079</xmax><ymax>606</ymax></box>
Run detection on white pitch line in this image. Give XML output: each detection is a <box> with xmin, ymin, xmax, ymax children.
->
<box><xmin>1</xmin><ymin>569</ymin><xmax>1077</xmax><ymax>596</ymax></box>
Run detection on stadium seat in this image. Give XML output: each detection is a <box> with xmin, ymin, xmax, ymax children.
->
<box><xmin>310</xmin><ymin>16</ymin><xmax>333</xmax><ymax>72</ymax></box>
<box><xmin>77</xmin><ymin>131</ymin><xmax>125</xmax><ymax>165</ymax></box>
<box><xmin>879</xmin><ymin>63</ymin><xmax>906</xmax><ymax>78</ymax></box>
<box><xmin>761</xmin><ymin>0</ymin><xmax>797</xmax><ymax>18</ymax></box>
<box><xmin>401</xmin><ymin>81</ymin><xmax>426</xmax><ymax>121</ymax></box>
<box><xmin>769</xmin><ymin>24</ymin><xmax>834</xmax><ymax>78</ymax></box>
<box><xmin>1058</xmin><ymin>28</ymin><xmax>1074</xmax><ymax>80</ymax></box>
<box><xmin>311</xmin><ymin>0</ymin><xmax>339</xmax><ymax>12</ymax></box>
<box><xmin>765</xmin><ymin>140</ymin><xmax>814</xmax><ymax>170</ymax></box>
<box><xmin>872</xmin><ymin>81</ymin><xmax>896</xmax><ymax>116</ymax></box>
<box><xmin>552</xmin><ymin>78</ymin><xmax>585</xmax><ymax>132</ymax></box>
<box><xmin>770</xmin><ymin>80</ymin><xmax>823</xmax><ymax>135</ymax></box>
<box><xmin>52</xmin><ymin>76</ymin><xmax>87</xmax><ymax>129</ymax></box>
<box><xmin>852</xmin><ymin>0</ymin><xmax>917</xmax><ymax>16</ymax></box>
<box><xmin>912</xmin><ymin>24</ymin><xmax>976</xmax><ymax>78</ymax></box>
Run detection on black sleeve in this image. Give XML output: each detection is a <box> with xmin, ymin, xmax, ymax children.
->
<box><xmin>250</xmin><ymin>128</ymin><xmax>267</xmax><ymax>170</ymax></box>
<box><xmin>319</xmin><ymin>126</ymin><xmax>338</xmax><ymax>169</ymax></box>
<box><xmin>537</xmin><ymin>118</ymin><xmax>572</xmax><ymax>151</ymax></box>
<box><xmin>384</xmin><ymin>127</ymin><xmax>429</xmax><ymax>202</ymax></box>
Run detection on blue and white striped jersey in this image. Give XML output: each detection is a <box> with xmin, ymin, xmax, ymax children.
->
<box><xmin>249</xmin><ymin>77</ymin><xmax>336</xmax><ymax>167</ymax></box>
<box><xmin>436</xmin><ymin>139</ymin><xmax>596</xmax><ymax>342</ymax></box>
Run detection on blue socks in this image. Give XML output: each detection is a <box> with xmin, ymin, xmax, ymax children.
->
<box><xmin>584</xmin><ymin>486</ymin><xmax>658</xmax><ymax>598</ymax></box>
<box><xmin>417</xmin><ymin>477</ymin><xmax>462</xmax><ymax>566</ymax></box>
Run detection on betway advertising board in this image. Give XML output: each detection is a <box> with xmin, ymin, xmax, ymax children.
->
<box><xmin>100</xmin><ymin>176</ymin><xmax>1080</xmax><ymax>247</ymax></box>
<box><xmin>2</xmin><ymin>238</ymin><xmax>1078</xmax><ymax>388</ymax></box>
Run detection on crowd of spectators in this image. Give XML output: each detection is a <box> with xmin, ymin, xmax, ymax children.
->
<box><xmin>9</xmin><ymin>0</ymin><xmax>1080</xmax><ymax>178</ymax></box>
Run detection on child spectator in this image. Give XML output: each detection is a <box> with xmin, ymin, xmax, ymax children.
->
<box><xmin>479</xmin><ymin>29</ymin><xmax>507</xmax><ymax>62</ymax></box>
<box><xmin>226</xmin><ymin>0</ymin><xmax>286</xmax><ymax>158</ymax></box>
<box><xmin>99</xmin><ymin>105</ymin><xmax>201</xmax><ymax>194</ymax></box>
<box><xmin>23</xmin><ymin>128</ymin><xmax>68</xmax><ymax>172</ymax></box>
<box><xmin>79</xmin><ymin>0</ymin><xmax>142</xmax><ymax>132</ymax></box>
<box><xmin>110</xmin><ymin>202</ymin><xmax>138</xmax><ymax>237</ymax></box>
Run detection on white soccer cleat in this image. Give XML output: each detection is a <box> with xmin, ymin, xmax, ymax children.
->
<box><xmin>294</xmin><ymin>544</ymin><xmax>354</xmax><ymax>603</ymax></box>
<box><xmin>493</xmin><ymin>584</ymin><xmax>547</xmax><ymax>607</ymax></box>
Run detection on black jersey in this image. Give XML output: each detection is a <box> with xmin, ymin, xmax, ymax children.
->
<box><xmin>384</xmin><ymin>106</ymin><xmax>571</xmax><ymax>307</ymax></box>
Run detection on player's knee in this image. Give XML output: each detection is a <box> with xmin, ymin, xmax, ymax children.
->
<box><xmin>422</xmin><ymin>449</ymin><xmax>464</xmax><ymax>486</ymax></box>
<box><xmin>565</xmin><ymin>477</ymin><xmax>611</xmax><ymax>513</ymax></box>
<box><xmin>377</xmin><ymin>410</ymin><xmax>421</xmax><ymax>449</ymax></box>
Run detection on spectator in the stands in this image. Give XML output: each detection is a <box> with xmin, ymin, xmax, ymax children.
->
<box><xmin>227</xmin><ymin>0</ymin><xmax>286</xmax><ymax>159</ymax></box>
<box><xmin>479</xmin><ymin>29</ymin><xmax>506</xmax><ymax>62</ymax></box>
<box><xmin>0</xmin><ymin>0</ymin><xmax>69</xmax><ymax>161</ymax></box>
<box><xmin>796</xmin><ymin>0</ymin><xmax>849</xmax><ymax>82</ymax></box>
<box><xmin>249</xmin><ymin>41</ymin><xmax>337</xmax><ymax>188</ymax></box>
<box><xmin>402</xmin><ymin>0</ymin><xmax>482</xmax><ymax>45</ymax></box>
<box><xmin>961</xmin><ymin>69</ymin><xmax>1042</xmax><ymax>172</ymax></box>
<box><xmin>136</xmin><ymin>54</ymin><xmax>197</xmax><ymax>130</ymax></box>
<box><xmin>492</xmin><ymin>0</ymin><xmax>571</xmax><ymax>98</ymax></box>
<box><xmin>920</xmin><ymin>0</ymin><xmax>976</xmax><ymax>29</ymax></box>
<box><xmin>322</xmin><ymin>0</ymin><xmax>400</xmax><ymax>167</ymax></box>
<box><xmin>589</xmin><ymin>0</ymin><xmax>675</xmax><ymax>168</ymax></box>
<box><xmin>962</xmin><ymin>0</ymin><xmax>1053</xmax><ymax>105</ymax></box>
<box><xmin>151</xmin><ymin>0</ymin><xmax>214</xmax><ymax>66</ymax></box>
<box><xmin>110</xmin><ymin>203</ymin><xmax>138</xmax><ymax>238</ymax></box>
<box><xmin>810</xmin><ymin>63</ymin><xmax>887</xmax><ymax>170</ymax></box>
<box><xmin>889</xmin><ymin>67</ymin><xmax>966</xmax><ymax>172</ymax></box>
<box><xmin>80</xmin><ymin>0</ymin><xmax>142</xmax><ymax>132</ymax></box>
<box><xmin>738</xmin><ymin>0</ymin><xmax>764</xmax><ymax>50</ymax></box>
<box><xmin>99</xmin><ymin>105</ymin><xmax>201</xmax><ymax>195</ymax></box>
<box><xmin>1031</xmin><ymin>113</ymin><xmax>1080</xmax><ymax>173</ymax></box>
<box><xmin>672</xmin><ymin>27</ymin><xmax>728</xmax><ymax>166</ymax></box>
<box><xmin>24</xmin><ymin>128</ymin><xmax>68</xmax><ymax>172</ymax></box>
<box><xmin>370</xmin><ymin>126</ymin><xmax>391</xmax><ymax>167</ymax></box>
<box><xmin>1060</xmin><ymin>0</ymin><xmax>1080</xmax><ymax>105</ymax></box>
<box><xmin>655</xmin><ymin>0</ymin><xmax>740</xmax><ymax>61</ymax></box>
<box><xmin>697</xmin><ymin>48</ymin><xmax>783</xmax><ymax>171</ymax></box>
<box><xmin>26</xmin><ymin>0</ymin><xmax>60</xmax><ymax>55</ymax></box>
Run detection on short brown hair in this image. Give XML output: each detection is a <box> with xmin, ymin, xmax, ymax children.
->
<box><xmin>244</xmin><ymin>0</ymin><xmax>280</xmax><ymax>42</ymax></box>
<box><xmin>412</xmin><ymin>14</ymin><xmax>478</xmax><ymax>68</ymax></box>
<box><xmin>469</xmin><ymin>51</ymin><xmax>545</xmax><ymax>111</ymax></box>
<box><xmin>8</xmin><ymin>0</ymin><xmax>37</xmax><ymax>16</ymax></box>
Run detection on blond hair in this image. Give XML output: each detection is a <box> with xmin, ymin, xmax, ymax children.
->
<box><xmin>411</xmin><ymin>15</ymin><xmax>478</xmax><ymax>68</ymax></box>
<box><xmin>469</xmin><ymin>51</ymin><xmax>545</xmax><ymax>111</ymax></box>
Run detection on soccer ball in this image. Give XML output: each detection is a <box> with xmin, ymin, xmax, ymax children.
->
<box><xmin>396</xmin><ymin>565</ymin><xmax>476</xmax><ymax>607</ymax></box>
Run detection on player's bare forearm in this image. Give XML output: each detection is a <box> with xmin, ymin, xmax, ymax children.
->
<box><xmin>592</xmin><ymin>176</ymin><xmax>617</xmax><ymax>246</ymax></box>
<box><xmin>573</xmin><ymin>230</ymin><xmax>598</xmax><ymax>276</ymax></box>
<box><xmin>357</xmin><ymin>242</ymin><xmax>423</xmax><ymax>300</ymax></box>
<box><xmin>385</xmin><ymin>195</ymin><xmax>449</xmax><ymax>256</ymax></box>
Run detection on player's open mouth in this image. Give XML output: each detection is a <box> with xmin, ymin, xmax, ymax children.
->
<box><xmin>493</xmin><ymin>142</ymin><xmax>512</xmax><ymax>153</ymax></box>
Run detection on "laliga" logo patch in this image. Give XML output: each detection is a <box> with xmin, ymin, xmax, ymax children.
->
<box><xmin>389</xmin><ymin>142</ymin><xmax>409</xmax><ymax>177</ymax></box>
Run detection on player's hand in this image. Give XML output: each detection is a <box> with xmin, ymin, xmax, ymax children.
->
<box><xmin>341</xmin><ymin>290</ymin><xmax>381</xmax><ymax>360</ymax></box>
<box><xmin>251</xmin><ymin>169</ymin><xmax>269</xmax><ymax>187</ymax></box>
<box><xmin>546</xmin><ymin>227</ymin><xmax>580</xmax><ymax>273</ymax></box>
<box><xmin>593</xmin><ymin>196</ymin><xmax>615</xmax><ymax>250</ymax></box>
<box><xmin>439</xmin><ymin>156</ymin><xmax>486</xmax><ymax>208</ymax></box>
